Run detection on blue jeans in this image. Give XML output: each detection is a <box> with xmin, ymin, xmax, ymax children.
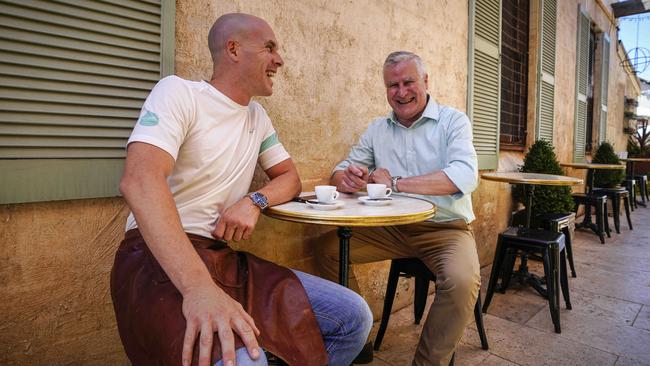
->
<box><xmin>215</xmin><ymin>270</ymin><xmax>373</xmax><ymax>366</ymax></box>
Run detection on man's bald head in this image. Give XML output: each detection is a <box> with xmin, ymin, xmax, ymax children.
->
<box><xmin>208</xmin><ymin>13</ymin><xmax>268</xmax><ymax>64</ymax></box>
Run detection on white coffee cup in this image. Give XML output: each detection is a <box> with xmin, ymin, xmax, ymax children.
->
<box><xmin>315</xmin><ymin>185</ymin><xmax>339</xmax><ymax>203</ymax></box>
<box><xmin>367</xmin><ymin>184</ymin><xmax>392</xmax><ymax>199</ymax></box>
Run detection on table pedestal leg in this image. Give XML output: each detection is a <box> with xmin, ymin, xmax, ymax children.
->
<box><xmin>337</xmin><ymin>226</ymin><xmax>352</xmax><ymax>287</ymax></box>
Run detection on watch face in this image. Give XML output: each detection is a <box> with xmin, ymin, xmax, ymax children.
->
<box><xmin>251</xmin><ymin>192</ymin><xmax>268</xmax><ymax>209</ymax></box>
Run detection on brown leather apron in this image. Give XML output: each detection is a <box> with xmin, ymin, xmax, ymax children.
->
<box><xmin>110</xmin><ymin>229</ymin><xmax>327</xmax><ymax>365</ymax></box>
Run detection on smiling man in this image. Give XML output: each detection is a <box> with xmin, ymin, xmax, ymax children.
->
<box><xmin>317</xmin><ymin>51</ymin><xmax>480</xmax><ymax>366</ymax></box>
<box><xmin>111</xmin><ymin>13</ymin><xmax>372</xmax><ymax>366</ymax></box>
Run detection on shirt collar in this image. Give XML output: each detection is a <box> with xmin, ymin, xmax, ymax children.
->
<box><xmin>387</xmin><ymin>95</ymin><xmax>440</xmax><ymax>128</ymax></box>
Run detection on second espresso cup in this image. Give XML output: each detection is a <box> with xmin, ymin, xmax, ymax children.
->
<box><xmin>367</xmin><ymin>183</ymin><xmax>392</xmax><ymax>199</ymax></box>
<box><xmin>315</xmin><ymin>185</ymin><xmax>339</xmax><ymax>203</ymax></box>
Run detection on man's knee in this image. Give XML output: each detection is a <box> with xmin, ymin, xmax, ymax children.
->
<box><xmin>436</xmin><ymin>266</ymin><xmax>480</xmax><ymax>304</ymax></box>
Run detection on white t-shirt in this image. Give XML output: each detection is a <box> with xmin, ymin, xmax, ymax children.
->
<box><xmin>125</xmin><ymin>76</ymin><xmax>290</xmax><ymax>238</ymax></box>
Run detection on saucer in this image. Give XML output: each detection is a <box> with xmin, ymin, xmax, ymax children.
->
<box><xmin>306</xmin><ymin>200</ymin><xmax>344</xmax><ymax>210</ymax></box>
<box><xmin>358</xmin><ymin>196</ymin><xmax>393</xmax><ymax>206</ymax></box>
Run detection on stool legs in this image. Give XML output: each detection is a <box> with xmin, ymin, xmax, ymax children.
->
<box><xmin>374</xmin><ymin>263</ymin><xmax>400</xmax><ymax>350</ymax></box>
<box><xmin>623</xmin><ymin>195</ymin><xmax>633</xmax><ymax>230</ymax></box>
<box><xmin>594</xmin><ymin>200</ymin><xmax>606</xmax><ymax>244</ymax></box>
<box><xmin>560</xmin><ymin>250</ymin><xmax>572</xmax><ymax>309</ymax></box>
<box><xmin>542</xmin><ymin>244</ymin><xmax>561</xmax><ymax>333</ymax></box>
<box><xmin>414</xmin><ymin>277</ymin><xmax>429</xmax><ymax>324</ymax></box>
<box><xmin>483</xmin><ymin>237</ymin><xmax>506</xmax><ymax>312</ymax></box>
<box><xmin>562</xmin><ymin>227</ymin><xmax>577</xmax><ymax>278</ymax></box>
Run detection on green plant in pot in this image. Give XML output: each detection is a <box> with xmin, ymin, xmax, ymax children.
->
<box><xmin>513</xmin><ymin>140</ymin><xmax>575</xmax><ymax>225</ymax></box>
<box><xmin>592</xmin><ymin>141</ymin><xmax>625</xmax><ymax>188</ymax></box>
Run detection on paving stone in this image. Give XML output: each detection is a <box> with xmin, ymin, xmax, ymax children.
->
<box><xmin>478</xmin><ymin>354</ymin><xmax>521</xmax><ymax>365</ymax></box>
<box><xmin>465</xmin><ymin>314</ymin><xmax>617</xmax><ymax>366</ymax></box>
<box><xmin>632</xmin><ymin>305</ymin><xmax>650</xmax><ymax>332</ymax></box>
<box><xmin>526</xmin><ymin>304</ymin><xmax>650</xmax><ymax>362</ymax></box>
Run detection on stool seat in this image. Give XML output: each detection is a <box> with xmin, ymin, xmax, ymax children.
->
<box><xmin>483</xmin><ymin>227</ymin><xmax>571</xmax><ymax>333</ymax></box>
<box><xmin>593</xmin><ymin>187</ymin><xmax>633</xmax><ymax>233</ymax></box>
<box><xmin>374</xmin><ymin>258</ymin><xmax>489</xmax><ymax>362</ymax></box>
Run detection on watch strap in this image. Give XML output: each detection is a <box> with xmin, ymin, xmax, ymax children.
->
<box><xmin>391</xmin><ymin>176</ymin><xmax>402</xmax><ymax>193</ymax></box>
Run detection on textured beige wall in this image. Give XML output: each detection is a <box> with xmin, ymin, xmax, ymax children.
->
<box><xmin>0</xmin><ymin>0</ymin><xmax>634</xmax><ymax>364</ymax></box>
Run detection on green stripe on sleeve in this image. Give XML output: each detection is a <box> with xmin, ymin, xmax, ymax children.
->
<box><xmin>259</xmin><ymin>132</ymin><xmax>280</xmax><ymax>154</ymax></box>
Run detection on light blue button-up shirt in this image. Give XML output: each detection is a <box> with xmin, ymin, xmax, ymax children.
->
<box><xmin>334</xmin><ymin>97</ymin><xmax>479</xmax><ymax>223</ymax></box>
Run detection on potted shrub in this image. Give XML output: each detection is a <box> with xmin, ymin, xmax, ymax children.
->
<box><xmin>592</xmin><ymin>141</ymin><xmax>625</xmax><ymax>188</ymax></box>
<box><xmin>513</xmin><ymin>140</ymin><xmax>575</xmax><ymax>223</ymax></box>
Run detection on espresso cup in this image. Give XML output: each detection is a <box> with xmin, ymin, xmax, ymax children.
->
<box><xmin>367</xmin><ymin>184</ymin><xmax>392</xmax><ymax>199</ymax></box>
<box><xmin>315</xmin><ymin>185</ymin><xmax>339</xmax><ymax>203</ymax></box>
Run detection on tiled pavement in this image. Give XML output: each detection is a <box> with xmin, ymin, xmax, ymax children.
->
<box><xmin>366</xmin><ymin>205</ymin><xmax>650</xmax><ymax>365</ymax></box>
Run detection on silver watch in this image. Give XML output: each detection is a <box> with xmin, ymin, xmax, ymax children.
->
<box><xmin>391</xmin><ymin>176</ymin><xmax>402</xmax><ymax>193</ymax></box>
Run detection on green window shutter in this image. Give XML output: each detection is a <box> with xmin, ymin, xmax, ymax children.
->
<box><xmin>468</xmin><ymin>0</ymin><xmax>502</xmax><ymax>170</ymax></box>
<box><xmin>599</xmin><ymin>34</ymin><xmax>610</xmax><ymax>143</ymax></box>
<box><xmin>573</xmin><ymin>9</ymin><xmax>589</xmax><ymax>163</ymax></box>
<box><xmin>536</xmin><ymin>0</ymin><xmax>557</xmax><ymax>142</ymax></box>
<box><xmin>0</xmin><ymin>0</ymin><xmax>175</xmax><ymax>204</ymax></box>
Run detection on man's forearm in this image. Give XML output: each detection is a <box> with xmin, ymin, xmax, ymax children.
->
<box><xmin>257</xmin><ymin>162</ymin><xmax>301</xmax><ymax>206</ymax></box>
<box><xmin>397</xmin><ymin>171</ymin><xmax>461</xmax><ymax>196</ymax></box>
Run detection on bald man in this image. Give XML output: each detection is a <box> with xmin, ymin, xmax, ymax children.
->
<box><xmin>111</xmin><ymin>13</ymin><xmax>372</xmax><ymax>366</ymax></box>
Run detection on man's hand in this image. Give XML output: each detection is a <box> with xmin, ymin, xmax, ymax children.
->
<box><xmin>181</xmin><ymin>282</ymin><xmax>261</xmax><ymax>366</ymax></box>
<box><xmin>212</xmin><ymin>198</ymin><xmax>261</xmax><ymax>241</ymax></box>
<box><xmin>337</xmin><ymin>165</ymin><xmax>369</xmax><ymax>192</ymax></box>
<box><xmin>369</xmin><ymin>168</ymin><xmax>392</xmax><ymax>187</ymax></box>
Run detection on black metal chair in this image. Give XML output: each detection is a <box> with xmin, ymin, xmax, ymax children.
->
<box><xmin>483</xmin><ymin>227</ymin><xmax>570</xmax><ymax>334</ymax></box>
<box><xmin>374</xmin><ymin>258</ymin><xmax>489</xmax><ymax>362</ymax></box>
<box><xmin>593</xmin><ymin>187</ymin><xmax>633</xmax><ymax>233</ymax></box>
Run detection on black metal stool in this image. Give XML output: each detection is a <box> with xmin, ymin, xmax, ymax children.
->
<box><xmin>483</xmin><ymin>227</ymin><xmax>570</xmax><ymax>333</ymax></box>
<box><xmin>593</xmin><ymin>187</ymin><xmax>633</xmax><ymax>233</ymax></box>
<box><xmin>572</xmin><ymin>193</ymin><xmax>610</xmax><ymax>243</ymax></box>
<box><xmin>623</xmin><ymin>179</ymin><xmax>637</xmax><ymax>211</ymax></box>
<box><xmin>374</xmin><ymin>258</ymin><xmax>489</xmax><ymax>358</ymax></box>
<box><xmin>537</xmin><ymin>213</ymin><xmax>577</xmax><ymax>277</ymax></box>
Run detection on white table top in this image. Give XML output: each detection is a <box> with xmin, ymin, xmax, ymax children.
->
<box><xmin>264</xmin><ymin>192</ymin><xmax>436</xmax><ymax>227</ymax></box>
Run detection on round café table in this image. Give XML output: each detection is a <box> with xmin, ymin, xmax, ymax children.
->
<box><xmin>481</xmin><ymin>172</ymin><xmax>583</xmax><ymax>229</ymax></box>
<box><xmin>481</xmin><ymin>172</ymin><xmax>582</xmax><ymax>296</ymax></box>
<box><xmin>264</xmin><ymin>192</ymin><xmax>436</xmax><ymax>287</ymax></box>
<box><xmin>560</xmin><ymin>162</ymin><xmax>625</xmax><ymax>195</ymax></box>
<box><xmin>621</xmin><ymin>158</ymin><xmax>650</xmax><ymax>207</ymax></box>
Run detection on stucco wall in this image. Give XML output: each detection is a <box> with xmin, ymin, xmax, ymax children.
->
<box><xmin>0</xmin><ymin>0</ymin><xmax>635</xmax><ymax>364</ymax></box>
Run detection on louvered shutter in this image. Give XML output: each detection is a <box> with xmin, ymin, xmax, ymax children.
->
<box><xmin>536</xmin><ymin>0</ymin><xmax>557</xmax><ymax>142</ymax></box>
<box><xmin>469</xmin><ymin>0</ymin><xmax>502</xmax><ymax>170</ymax></box>
<box><xmin>573</xmin><ymin>10</ymin><xmax>589</xmax><ymax>163</ymax></box>
<box><xmin>0</xmin><ymin>0</ymin><xmax>174</xmax><ymax>204</ymax></box>
<box><xmin>599</xmin><ymin>34</ymin><xmax>610</xmax><ymax>143</ymax></box>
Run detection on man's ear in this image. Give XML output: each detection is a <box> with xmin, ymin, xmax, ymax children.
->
<box><xmin>226</xmin><ymin>40</ymin><xmax>239</xmax><ymax>61</ymax></box>
<box><xmin>424</xmin><ymin>73</ymin><xmax>429</xmax><ymax>89</ymax></box>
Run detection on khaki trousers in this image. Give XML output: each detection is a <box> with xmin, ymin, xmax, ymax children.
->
<box><xmin>315</xmin><ymin>220</ymin><xmax>480</xmax><ymax>366</ymax></box>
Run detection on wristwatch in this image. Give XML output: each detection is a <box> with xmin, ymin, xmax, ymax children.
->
<box><xmin>391</xmin><ymin>176</ymin><xmax>402</xmax><ymax>193</ymax></box>
<box><xmin>247</xmin><ymin>192</ymin><xmax>269</xmax><ymax>211</ymax></box>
